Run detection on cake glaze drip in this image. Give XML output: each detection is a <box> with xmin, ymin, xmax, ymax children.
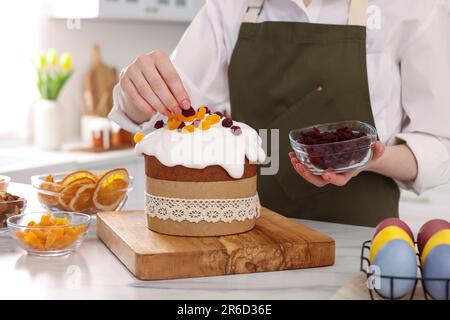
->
<box><xmin>135</xmin><ymin>121</ymin><xmax>266</xmax><ymax>179</ymax></box>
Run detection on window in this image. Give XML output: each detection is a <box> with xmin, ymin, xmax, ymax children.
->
<box><xmin>0</xmin><ymin>1</ymin><xmax>44</xmax><ymax>141</ymax></box>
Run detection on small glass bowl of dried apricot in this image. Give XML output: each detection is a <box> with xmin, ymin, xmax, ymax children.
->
<box><xmin>7</xmin><ymin>212</ymin><xmax>91</xmax><ymax>257</ymax></box>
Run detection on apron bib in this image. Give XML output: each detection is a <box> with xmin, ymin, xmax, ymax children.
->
<box><xmin>228</xmin><ymin>0</ymin><xmax>399</xmax><ymax>227</ymax></box>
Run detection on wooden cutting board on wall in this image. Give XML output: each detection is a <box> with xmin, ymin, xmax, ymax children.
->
<box><xmin>83</xmin><ymin>45</ymin><xmax>117</xmax><ymax>117</ymax></box>
<box><xmin>97</xmin><ymin>208</ymin><xmax>335</xmax><ymax>281</ymax></box>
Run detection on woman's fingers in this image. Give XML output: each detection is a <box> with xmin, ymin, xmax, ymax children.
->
<box><xmin>119</xmin><ymin>76</ymin><xmax>155</xmax><ymax>117</ymax></box>
<box><xmin>137</xmin><ymin>55</ymin><xmax>182</xmax><ymax>115</ymax></box>
<box><xmin>142</xmin><ymin>66</ymin><xmax>182</xmax><ymax>115</ymax></box>
<box><xmin>371</xmin><ymin>141</ymin><xmax>385</xmax><ymax>161</ymax></box>
<box><xmin>152</xmin><ymin>50</ymin><xmax>191</xmax><ymax>110</ymax></box>
<box><xmin>289</xmin><ymin>153</ymin><xmax>329</xmax><ymax>188</ymax></box>
<box><xmin>120</xmin><ymin>50</ymin><xmax>191</xmax><ymax>119</ymax></box>
<box><xmin>126</xmin><ymin>65</ymin><xmax>168</xmax><ymax>116</ymax></box>
<box><xmin>289</xmin><ymin>142</ymin><xmax>387</xmax><ymax>188</ymax></box>
<box><xmin>321</xmin><ymin>171</ymin><xmax>354</xmax><ymax>186</ymax></box>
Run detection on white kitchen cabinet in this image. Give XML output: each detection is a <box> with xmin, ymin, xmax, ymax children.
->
<box><xmin>49</xmin><ymin>0</ymin><xmax>205</xmax><ymax>23</ymax></box>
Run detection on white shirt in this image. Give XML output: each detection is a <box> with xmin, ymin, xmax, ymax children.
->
<box><xmin>109</xmin><ymin>0</ymin><xmax>450</xmax><ymax>195</ymax></box>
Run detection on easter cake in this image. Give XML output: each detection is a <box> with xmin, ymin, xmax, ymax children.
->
<box><xmin>135</xmin><ymin>106</ymin><xmax>266</xmax><ymax>236</ymax></box>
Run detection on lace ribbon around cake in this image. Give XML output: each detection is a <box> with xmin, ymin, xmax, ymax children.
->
<box><xmin>145</xmin><ymin>193</ymin><xmax>261</xmax><ymax>223</ymax></box>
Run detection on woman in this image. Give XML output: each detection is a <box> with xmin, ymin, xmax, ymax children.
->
<box><xmin>110</xmin><ymin>0</ymin><xmax>450</xmax><ymax>226</ymax></box>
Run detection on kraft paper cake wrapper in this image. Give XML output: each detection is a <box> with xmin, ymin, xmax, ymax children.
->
<box><xmin>146</xmin><ymin>176</ymin><xmax>258</xmax><ymax>237</ymax></box>
<box><xmin>146</xmin><ymin>176</ymin><xmax>257</xmax><ymax>199</ymax></box>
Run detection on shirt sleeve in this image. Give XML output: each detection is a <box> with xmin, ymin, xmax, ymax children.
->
<box><xmin>108</xmin><ymin>0</ymin><xmax>230</xmax><ymax>132</ymax></box>
<box><xmin>395</xmin><ymin>0</ymin><xmax>450</xmax><ymax>194</ymax></box>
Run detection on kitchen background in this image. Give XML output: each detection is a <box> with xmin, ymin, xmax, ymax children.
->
<box><xmin>0</xmin><ymin>0</ymin><xmax>449</xmax><ymax>230</ymax></box>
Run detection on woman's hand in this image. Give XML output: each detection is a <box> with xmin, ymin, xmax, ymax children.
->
<box><xmin>289</xmin><ymin>142</ymin><xmax>386</xmax><ymax>187</ymax></box>
<box><xmin>119</xmin><ymin>50</ymin><xmax>191</xmax><ymax>123</ymax></box>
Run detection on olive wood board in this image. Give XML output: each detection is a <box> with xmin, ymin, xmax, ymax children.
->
<box><xmin>97</xmin><ymin>208</ymin><xmax>335</xmax><ymax>281</ymax></box>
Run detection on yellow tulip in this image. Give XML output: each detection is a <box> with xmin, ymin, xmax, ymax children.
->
<box><xmin>47</xmin><ymin>49</ymin><xmax>58</xmax><ymax>67</ymax></box>
<box><xmin>33</xmin><ymin>51</ymin><xmax>46</xmax><ymax>71</ymax></box>
<box><xmin>60</xmin><ymin>52</ymin><xmax>73</xmax><ymax>71</ymax></box>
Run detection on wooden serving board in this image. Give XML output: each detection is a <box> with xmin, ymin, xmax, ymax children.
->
<box><xmin>97</xmin><ymin>208</ymin><xmax>335</xmax><ymax>281</ymax></box>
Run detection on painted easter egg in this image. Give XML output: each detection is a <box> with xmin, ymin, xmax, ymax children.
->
<box><xmin>372</xmin><ymin>239</ymin><xmax>418</xmax><ymax>299</ymax></box>
<box><xmin>370</xmin><ymin>225</ymin><xmax>415</xmax><ymax>263</ymax></box>
<box><xmin>423</xmin><ymin>244</ymin><xmax>450</xmax><ymax>300</ymax></box>
<box><xmin>421</xmin><ymin>229</ymin><xmax>450</xmax><ymax>264</ymax></box>
<box><xmin>417</xmin><ymin>219</ymin><xmax>450</xmax><ymax>254</ymax></box>
<box><xmin>373</xmin><ymin>218</ymin><xmax>414</xmax><ymax>242</ymax></box>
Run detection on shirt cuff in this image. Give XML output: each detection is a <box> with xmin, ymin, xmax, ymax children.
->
<box><xmin>108</xmin><ymin>84</ymin><xmax>160</xmax><ymax>133</ymax></box>
<box><xmin>395</xmin><ymin>132</ymin><xmax>450</xmax><ymax>194</ymax></box>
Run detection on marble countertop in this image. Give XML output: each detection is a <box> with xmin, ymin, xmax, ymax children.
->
<box><xmin>0</xmin><ymin>183</ymin><xmax>373</xmax><ymax>300</ymax></box>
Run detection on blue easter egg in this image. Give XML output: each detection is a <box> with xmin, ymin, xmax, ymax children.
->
<box><xmin>423</xmin><ymin>244</ymin><xmax>450</xmax><ymax>300</ymax></box>
<box><xmin>372</xmin><ymin>239</ymin><xmax>417</xmax><ymax>299</ymax></box>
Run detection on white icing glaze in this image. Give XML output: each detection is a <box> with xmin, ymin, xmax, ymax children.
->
<box><xmin>135</xmin><ymin>120</ymin><xmax>266</xmax><ymax>179</ymax></box>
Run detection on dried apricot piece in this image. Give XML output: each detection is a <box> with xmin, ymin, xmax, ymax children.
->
<box><xmin>168</xmin><ymin>119</ymin><xmax>182</xmax><ymax>130</ymax></box>
<box><xmin>201</xmin><ymin>121</ymin><xmax>211</xmax><ymax>131</ymax></box>
<box><xmin>45</xmin><ymin>232</ymin><xmax>58</xmax><ymax>250</ymax></box>
<box><xmin>75</xmin><ymin>226</ymin><xmax>86</xmax><ymax>235</ymax></box>
<box><xmin>133</xmin><ymin>132</ymin><xmax>144</xmax><ymax>143</ymax></box>
<box><xmin>205</xmin><ymin>114</ymin><xmax>221</xmax><ymax>125</ymax></box>
<box><xmin>181</xmin><ymin>115</ymin><xmax>196</xmax><ymax>122</ymax></box>
<box><xmin>39</xmin><ymin>213</ymin><xmax>52</xmax><ymax>226</ymax></box>
<box><xmin>196</xmin><ymin>106</ymin><xmax>207</xmax><ymax>120</ymax></box>
<box><xmin>182</xmin><ymin>124</ymin><xmax>195</xmax><ymax>133</ymax></box>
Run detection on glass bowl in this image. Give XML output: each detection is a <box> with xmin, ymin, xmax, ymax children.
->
<box><xmin>7</xmin><ymin>211</ymin><xmax>91</xmax><ymax>257</ymax></box>
<box><xmin>0</xmin><ymin>197</ymin><xmax>26</xmax><ymax>233</ymax></box>
<box><xmin>0</xmin><ymin>175</ymin><xmax>11</xmax><ymax>192</ymax></box>
<box><xmin>289</xmin><ymin>121</ymin><xmax>377</xmax><ymax>175</ymax></box>
<box><xmin>31</xmin><ymin>170</ymin><xmax>133</xmax><ymax>215</ymax></box>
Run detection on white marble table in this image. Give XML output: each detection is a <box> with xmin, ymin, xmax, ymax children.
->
<box><xmin>0</xmin><ymin>183</ymin><xmax>372</xmax><ymax>300</ymax></box>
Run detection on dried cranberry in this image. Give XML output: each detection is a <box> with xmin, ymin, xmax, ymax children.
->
<box><xmin>231</xmin><ymin>125</ymin><xmax>242</xmax><ymax>136</ymax></box>
<box><xmin>222</xmin><ymin>118</ymin><xmax>233</xmax><ymax>128</ymax></box>
<box><xmin>215</xmin><ymin>112</ymin><xmax>224</xmax><ymax>118</ymax></box>
<box><xmin>297</xmin><ymin>126</ymin><xmax>370</xmax><ymax>170</ymax></box>
<box><xmin>177</xmin><ymin>122</ymin><xmax>186</xmax><ymax>130</ymax></box>
<box><xmin>154</xmin><ymin>120</ymin><xmax>164</xmax><ymax>129</ymax></box>
<box><xmin>182</xmin><ymin>106</ymin><xmax>196</xmax><ymax>117</ymax></box>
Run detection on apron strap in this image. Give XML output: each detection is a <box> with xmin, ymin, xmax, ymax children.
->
<box><xmin>243</xmin><ymin>0</ymin><xmax>265</xmax><ymax>23</ymax></box>
<box><xmin>243</xmin><ymin>0</ymin><xmax>368</xmax><ymax>26</ymax></box>
<box><xmin>348</xmin><ymin>0</ymin><xmax>368</xmax><ymax>26</ymax></box>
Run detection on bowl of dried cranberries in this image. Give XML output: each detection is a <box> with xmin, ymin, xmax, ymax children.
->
<box><xmin>289</xmin><ymin>121</ymin><xmax>378</xmax><ymax>175</ymax></box>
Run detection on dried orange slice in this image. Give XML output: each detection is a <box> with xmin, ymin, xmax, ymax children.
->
<box><xmin>62</xmin><ymin>170</ymin><xmax>97</xmax><ymax>185</ymax></box>
<box><xmin>69</xmin><ymin>184</ymin><xmax>96</xmax><ymax>213</ymax></box>
<box><xmin>38</xmin><ymin>175</ymin><xmax>63</xmax><ymax>206</ymax></box>
<box><xmin>58</xmin><ymin>178</ymin><xmax>95</xmax><ymax>210</ymax></box>
<box><xmin>93</xmin><ymin>168</ymin><xmax>129</xmax><ymax>211</ymax></box>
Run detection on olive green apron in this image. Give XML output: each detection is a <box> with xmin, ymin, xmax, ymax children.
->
<box><xmin>228</xmin><ymin>0</ymin><xmax>399</xmax><ymax>227</ymax></box>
